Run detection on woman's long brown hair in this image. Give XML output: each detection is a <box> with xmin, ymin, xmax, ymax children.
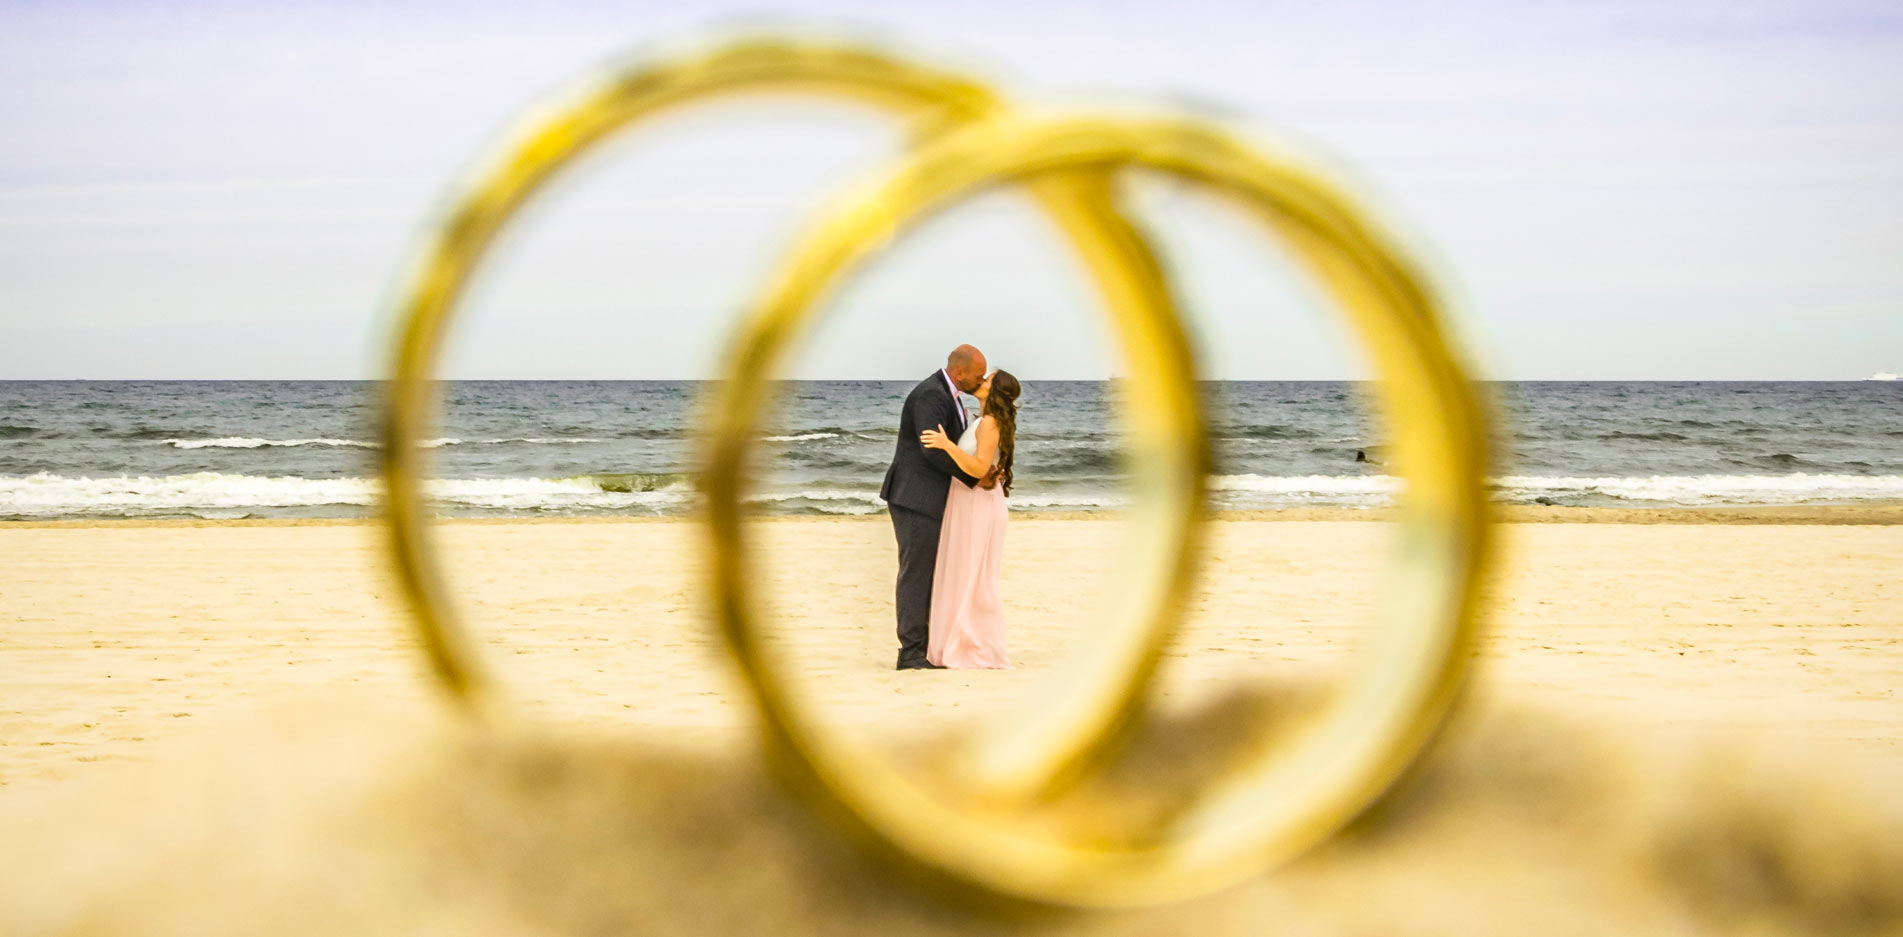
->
<box><xmin>979</xmin><ymin>370</ymin><xmax>1020</xmax><ymax>496</ymax></box>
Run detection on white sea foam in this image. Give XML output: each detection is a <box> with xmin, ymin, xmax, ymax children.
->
<box><xmin>1208</xmin><ymin>472</ymin><xmax>1903</xmax><ymax>506</ymax></box>
<box><xmin>0</xmin><ymin>473</ymin><xmax>369</xmax><ymax>513</ymax></box>
<box><xmin>164</xmin><ymin>437</ymin><xmax>462</xmax><ymax>449</ymax></box>
<box><xmin>748</xmin><ymin>488</ymin><xmax>882</xmax><ymax>508</ymax></box>
<box><xmin>1211</xmin><ymin>474</ymin><xmax>1399</xmax><ymax>495</ymax></box>
<box><xmin>4</xmin><ymin>472</ymin><xmax>1900</xmax><ymax>518</ymax></box>
<box><xmin>1009</xmin><ymin>490</ymin><xmax>1131</xmax><ymax>509</ymax></box>
<box><xmin>1495</xmin><ymin>473</ymin><xmax>1903</xmax><ymax>505</ymax></box>
<box><xmin>763</xmin><ymin>433</ymin><xmax>841</xmax><ymax>442</ymax></box>
<box><xmin>167</xmin><ymin>437</ymin><xmax>372</xmax><ymax>450</ymax></box>
<box><xmin>483</xmin><ymin>438</ymin><xmax>605</xmax><ymax>445</ymax></box>
<box><xmin>0</xmin><ymin>472</ymin><xmax>681</xmax><ymax>516</ymax></box>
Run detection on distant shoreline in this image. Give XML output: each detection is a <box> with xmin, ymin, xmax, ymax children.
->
<box><xmin>2</xmin><ymin>377</ymin><xmax>1897</xmax><ymax>383</ymax></box>
<box><xmin>5</xmin><ymin>502</ymin><xmax>1900</xmax><ymax>528</ymax></box>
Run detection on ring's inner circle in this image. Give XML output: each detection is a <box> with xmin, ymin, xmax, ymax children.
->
<box><xmin>1031</xmin><ymin>172</ymin><xmax>1397</xmax><ymax>825</ymax></box>
<box><xmin>739</xmin><ymin>180</ymin><xmax>1208</xmax><ymax>801</ymax></box>
<box><xmin>382</xmin><ymin>41</ymin><xmax>1036</xmax><ymax>711</ymax></box>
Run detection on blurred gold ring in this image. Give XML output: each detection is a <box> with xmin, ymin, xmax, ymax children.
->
<box><xmin>703</xmin><ymin>113</ymin><xmax>1490</xmax><ymax>907</ymax></box>
<box><xmin>379</xmin><ymin>33</ymin><xmax>1205</xmax><ymax>796</ymax></box>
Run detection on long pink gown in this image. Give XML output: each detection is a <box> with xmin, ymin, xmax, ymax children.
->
<box><xmin>926</xmin><ymin>416</ymin><xmax>1011</xmax><ymax>669</ymax></box>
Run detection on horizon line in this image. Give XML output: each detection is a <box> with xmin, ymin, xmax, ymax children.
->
<box><xmin>1</xmin><ymin>377</ymin><xmax>1895</xmax><ymax>383</ymax></box>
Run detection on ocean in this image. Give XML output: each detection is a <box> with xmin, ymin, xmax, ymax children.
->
<box><xmin>1</xmin><ymin>380</ymin><xmax>1898</xmax><ymax>520</ymax></box>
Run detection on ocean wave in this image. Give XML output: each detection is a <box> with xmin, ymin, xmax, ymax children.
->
<box><xmin>0</xmin><ymin>425</ymin><xmax>41</xmax><ymax>439</ymax></box>
<box><xmin>1210</xmin><ymin>473</ymin><xmax>1903</xmax><ymax>507</ymax></box>
<box><xmin>748</xmin><ymin>488</ymin><xmax>881</xmax><ymax>505</ymax></box>
<box><xmin>1008</xmin><ymin>489</ymin><xmax>1130</xmax><ymax>509</ymax></box>
<box><xmin>1598</xmin><ymin>431</ymin><xmax>1691</xmax><ymax>442</ymax></box>
<box><xmin>486</xmin><ymin>437</ymin><xmax>605</xmax><ymax>445</ymax></box>
<box><xmin>163</xmin><ymin>437</ymin><xmax>462</xmax><ymax>450</ymax></box>
<box><xmin>1749</xmin><ymin>453</ymin><xmax>1821</xmax><ymax>469</ymax></box>
<box><xmin>778</xmin><ymin>451</ymin><xmax>871</xmax><ymax>472</ymax></box>
<box><xmin>614</xmin><ymin>427</ymin><xmax>689</xmax><ymax>440</ymax></box>
<box><xmin>1208</xmin><ymin>474</ymin><xmax>1395</xmax><ymax>507</ymax></box>
<box><xmin>1497</xmin><ymin>473</ymin><xmax>1903</xmax><ymax>505</ymax></box>
<box><xmin>160</xmin><ymin>437</ymin><xmax>601</xmax><ymax>450</ymax></box>
<box><xmin>129</xmin><ymin>427</ymin><xmax>209</xmax><ymax>440</ymax></box>
<box><xmin>749</xmin><ymin>488</ymin><xmax>887</xmax><ymax>515</ymax></box>
<box><xmin>167</xmin><ymin>437</ymin><xmax>375</xmax><ymax>450</ymax></box>
<box><xmin>0</xmin><ymin>472</ymin><xmax>685</xmax><ymax>516</ymax></box>
<box><xmin>4</xmin><ymin>471</ymin><xmax>1900</xmax><ymax>518</ymax></box>
<box><xmin>0</xmin><ymin>472</ymin><xmax>877</xmax><ymax>517</ymax></box>
<box><xmin>1031</xmin><ymin>447</ymin><xmax>1120</xmax><ymax>474</ymax></box>
<box><xmin>1211</xmin><ymin>474</ymin><xmax>1397</xmax><ymax>495</ymax></box>
<box><xmin>1214</xmin><ymin>423</ymin><xmax>1316</xmax><ymax>441</ymax></box>
<box><xmin>571</xmin><ymin>472</ymin><xmax>692</xmax><ymax>493</ymax></box>
<box><xmin>762</xmin><ymin>426</ymin><xmax>890</xmax><ymax>442</ymax></box>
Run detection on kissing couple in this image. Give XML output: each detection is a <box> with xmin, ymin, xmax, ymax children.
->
<box><xmin>879</xmin><ymin>344</ymin><xmax>1021</xmax><ymax>670</ymax></box>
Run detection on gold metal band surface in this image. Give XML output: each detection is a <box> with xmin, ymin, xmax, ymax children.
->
<box><xmin>380</xmin><ymin>41</ymin><xmax>1203</xmax><ymax>784</ymax></box>
<box><xmin>381</xmin><ymin>36</ymin><xmax>1491</xmax><ymax>911</ymax></box>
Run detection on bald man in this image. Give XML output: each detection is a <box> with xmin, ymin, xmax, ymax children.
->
<box><xmin>879</xmin><ymin>344</ymin><xmax>986</xmax><ymax>670</ymax></box>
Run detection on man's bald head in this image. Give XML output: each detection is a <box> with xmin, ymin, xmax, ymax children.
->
<box><xmin>945</xmin><ymin>344</ymin><xmax>987</xmax><ymax>393</ymax></box>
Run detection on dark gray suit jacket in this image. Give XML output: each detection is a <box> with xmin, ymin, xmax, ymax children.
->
<box><xmin>879</xmin><ymin>371</ymin><xmax>978</xmax><ymax>518</ymax></box>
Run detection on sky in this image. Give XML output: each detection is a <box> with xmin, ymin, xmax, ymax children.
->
<box><xmin>1</xmin><ymin>0</ymin><xmax>1899</xmax><ymax>380</ymax></box>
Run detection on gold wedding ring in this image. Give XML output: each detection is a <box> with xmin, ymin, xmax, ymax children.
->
<box><xmin>382</xmin><ymin>35</ymin><xmax>1491</xmax><ymax>911</ymax></box>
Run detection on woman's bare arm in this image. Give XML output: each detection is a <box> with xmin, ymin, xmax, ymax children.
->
<box><xmin>920</xmin><ymin>418</ymin><xmax>997</xmax><ymax>479</ymax></box>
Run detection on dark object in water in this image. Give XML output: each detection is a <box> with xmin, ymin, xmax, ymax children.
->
<box><xmin>1355</xmin><ymin>446</ymin><xmax>1387</xmax><ymax>465</ymax></box>
<box><xmin>585</xmin><ymin>472</ymin><xmax>688</xmax><ymax>493</ymax></box>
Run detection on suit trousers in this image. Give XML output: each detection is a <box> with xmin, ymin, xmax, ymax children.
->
<box><xmin>889</xmin><ymin>502</ymin><xmax>942</xmax><ymax>666</ymax></box>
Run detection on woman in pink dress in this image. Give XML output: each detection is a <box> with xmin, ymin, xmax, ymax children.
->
<box><xmin>917</xmin><ymin>370</ymin><xmax>1020</xmax><ymax>669</ymax></box>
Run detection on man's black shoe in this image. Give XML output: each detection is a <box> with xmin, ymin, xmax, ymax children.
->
<box><xmin>896</xmin><ymin>659</ymin><xmax>945</xmax><ymax>670</ymax></box>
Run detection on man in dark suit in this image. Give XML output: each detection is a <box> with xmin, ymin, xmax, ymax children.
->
<box><xmin>880</xmin><ymin>344</ymin><xmax>986</xmax><ymax>669</ymax></box>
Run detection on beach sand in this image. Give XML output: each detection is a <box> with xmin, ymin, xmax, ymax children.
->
<box><xmin>3</xmin><ymin>512</ymin><xmax>1901</xmax><ymax>934</ymax></box>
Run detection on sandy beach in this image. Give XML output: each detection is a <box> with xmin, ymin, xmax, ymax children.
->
<box><xmin>8</xmin><ymin>1</ymin><xmax>1899</xmax><ymax>932</ymax></box>
<box><xmin>4</xmin><ymin>512</ymin><xmax>1901</xmax><ymax>934</ymax></box>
